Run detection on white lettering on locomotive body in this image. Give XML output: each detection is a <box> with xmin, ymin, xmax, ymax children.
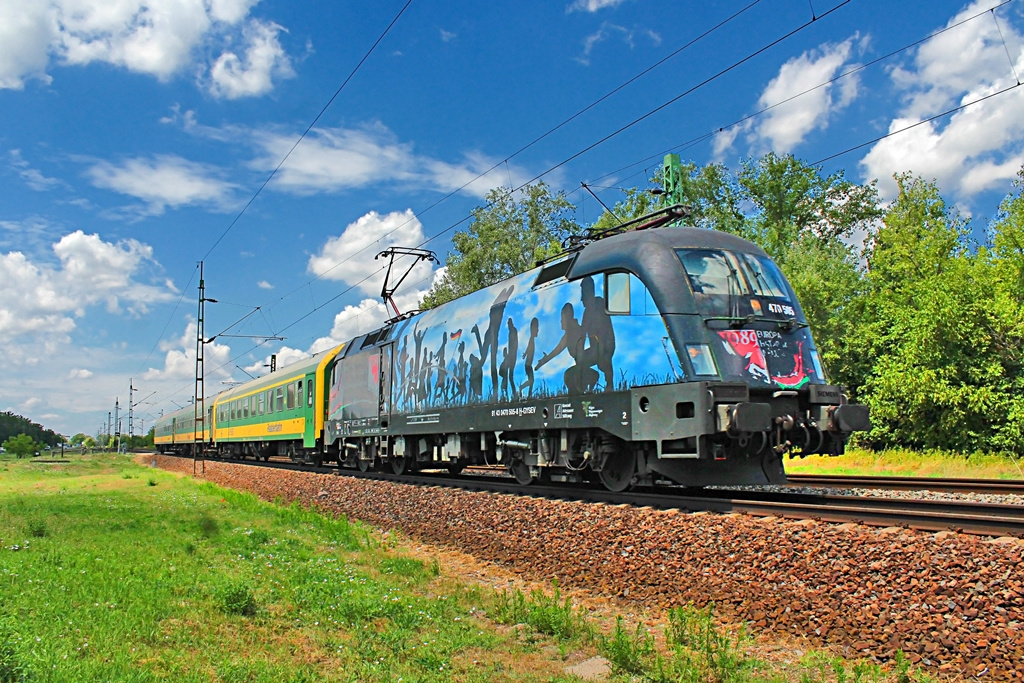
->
<box><xmin>767</xmin><ymin>302</ymin><xmax>795</xmax><ymax>316</ymax></box>
<box><xmin>490</xmin><ymin>406</ymin><xmax>538</xmax><ymax>418</ymax></box>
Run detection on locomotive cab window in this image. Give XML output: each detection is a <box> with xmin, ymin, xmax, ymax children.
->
<box><xmin>606</xmin><ymin>272</ymin><xmax>630</xmax><ymax>314</ymax></box>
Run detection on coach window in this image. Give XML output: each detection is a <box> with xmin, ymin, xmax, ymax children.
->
<box><xmin>230</xmin><ymin>401</ymin><xmax>236</xmax><ymax>421</ymax></box>
<box><xmin>275</xmin><ymin>387</ymin><xmax>284</xmax><ymax>412</ymax></box>
<box><xmin>606</xmin><ymin>272</ymin><xmax>630</xmax><ymax>314</ymax></box>
<box><xmin>267</xmin><ymin>390</ymin><xmax>274</xmax><ymax>414</ymax></box>
<box><xmin>258</xmin><ymin>393</ymin><xmax>264</xmax><ymax>415</ymax></box>
<box><xmin>307</xmin><ymin>380</ymin><xmax>314</xmax><ymax>407</ymax></box>
<box><xmin>243</xmin><ymin>398</ymin><xmax>249</xmax><ymax>419</ymax></box>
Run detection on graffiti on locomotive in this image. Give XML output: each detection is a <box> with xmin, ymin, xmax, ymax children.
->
<box><xmin>388</xmin><ymin>268</ymin><xmax>681</xmax><ymax>413</ymax></box>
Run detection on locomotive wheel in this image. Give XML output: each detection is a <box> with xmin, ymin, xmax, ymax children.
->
<box><xmin>391</xmin><ymin>456</ymin><xmax>407</xmax><ymax>475</ymax></box>
<box><xmin>357</xmin><ymin>457</ymin><xmax>371</xmax><ymax>472</ymax></box>
<box><xmin>598</xmin><ymin>447</ymin><xmax>635</xmax><ymax>492</ymax></box>
<box><xmin>447</xmin><ymin>463</ymin><xmax>465</xmax><ymax>475</ymax></box>
<box><xmin>510</xmin><ymin>460</ymin><xmax>533</xmax><ymax>485</ymax></box>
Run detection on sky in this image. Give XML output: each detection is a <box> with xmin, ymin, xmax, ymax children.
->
<box><xmin>2</xmin><ymin>0</ymin><xmax>1024</xmax><ymax>438</ymax></box>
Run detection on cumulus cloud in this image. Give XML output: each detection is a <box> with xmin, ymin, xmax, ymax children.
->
<box><xmin>256</xmin><ymin>280</ymin><xmax>273</xmax><ymax>289</ymax></box>
<box><xmin>143</xmin><ymin>322</ymin><xmax>233</xmax><ymax>382</ymax></box>
<box><xmin>208</xmin><ymin>19</ymin><xmax>294</xmax><ymax>99</ymax></box>
<box><xmin>0</xmin><ymin>0</ymin><xmax>294</xmax><ymax>98</ymax></box>
<box><xmin>85</xmin><ymin>154</ymin><xmax>237</xmax><ymax>215</ymax></box>
<box><xmin>860</xmin><ymin>2</ymin><xmax>1024</xmax><ymax>199</ymax></box>
<box><xmin>751</xmin><ymin>39</ymin><xmax>859</xmax><ymax>153</ymax></box>
<box><xmin>68</xmin><ymin>368</ymin><xmax>93</xmax><ymax>379</ymax></box>
<box><xmin>0</xmin><ymin>230</ymin><xmax>177</xmax><ymax>341</ymax></box>
<box><xmin>307</xmin><ymin>209</ymin><xmax>436</xmax><ymax>297</ymax></box>
<box><xmin>255</xmin><ymin>123</ymin><xmax>529</xmax><ymax>198</ymax></box>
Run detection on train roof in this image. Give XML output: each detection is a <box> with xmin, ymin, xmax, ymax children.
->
<box><xmin>567</xmin><ymin>225</ymin><xmax>768</xmax><ymax>282</ymax></box>
<box><xmin>215</xmin><ymin>343</ymin><xmax>346</xmax><ymax>403</ymax></box>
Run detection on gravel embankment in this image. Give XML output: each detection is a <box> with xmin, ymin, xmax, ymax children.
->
<box><xmin>148</xmin><ymin>456</ymin><xmax>1024</xmax><ymax>679</ymax></box>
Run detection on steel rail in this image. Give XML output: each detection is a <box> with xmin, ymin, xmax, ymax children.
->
<box><xmin>161</xmin><ymin>454</ymin><xmax>1024</xmax><ymax>538</ymax></box>
<box><xmin>788</xmin><ymin>473</ymin><xmax>1024</xmax><ymax>495</ymax></box>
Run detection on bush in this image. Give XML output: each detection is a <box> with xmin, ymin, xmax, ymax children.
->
<box><xmin>219</xmin><ymin>582</ymin><xmax>258</xmax><ymax>617</ymax></box>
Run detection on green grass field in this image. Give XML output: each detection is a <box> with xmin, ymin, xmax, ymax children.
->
<box><xmin>787</xmin><ymin>447</ymin><xmax>1024</xmax><ymax>479</ymax></box>
<box><xmin>0</xmin><ymin>454</ymin><xmax>941</xmax><ymax>682</ymax></box>
<box><xmin>0</xmin><ymin>455</ymin><xmax>590</xmax><ymax>682</ymax></box>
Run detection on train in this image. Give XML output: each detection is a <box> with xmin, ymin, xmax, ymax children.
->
<box><xmin>155</xmin><ymin>204</ymin><xmax>869</xmax><ymax>491</ymax></box>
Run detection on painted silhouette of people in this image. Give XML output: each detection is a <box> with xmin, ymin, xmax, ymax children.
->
<box><xmin>519</xmin><ymin>317</ymin><xmax>539</xmax><ymax>397</ymax></box>
<box><xmin>579</xmin><ymin>276</ymin><xmax>616</xmax><ymax>390</ymax></box>
<box><xmin>469</xmin><ymin>351</ymin><xmax>484</xmax><ymax>399</ymax></box>
<box><xmin>433</xmin><ymin>331</ymin><xmax>448</xmax><ymax>402</ymax></box>
<box><xmin>454</xmin><ymin>340</ymin><xmax>468</xmax><ymax>400</ymax></box>
<box><xmin>536</xmin><ymin>302</ymin><xmax>597</xmax><ymax>394</ymax></box>
<box><xmin>498</xmin><ymin>317</ymin><xmax>518</xmax><ymax>399</ymax></box>
<box><xmin>477</xmin><ymin>285</ymin><xmax>515</xmax><ymax>398</ymax></box>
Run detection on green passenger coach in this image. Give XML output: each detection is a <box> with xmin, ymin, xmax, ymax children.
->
<box><xmin>211</xmin><ymin>344</ymin><xmax>345</xmax><ymax>462</ymax></box>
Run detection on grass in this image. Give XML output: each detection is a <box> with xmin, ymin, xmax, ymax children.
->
<box><xmin>0</xmin><ymin>452</ymin><xmax>944</xmax><ymax>682</ymax></box>
<box><xmin>787</xmin><ymin>446</ymin><xmax>1024</xmax><ymax>479</ymax></box>
<box><xmin>0</xmin><ymin>454</ymin><xmax>578</xmax><ymax>682</ymax></box>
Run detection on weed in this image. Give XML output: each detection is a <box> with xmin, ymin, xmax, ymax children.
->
<box><xmin>493</xmin><ymin>581</ymin><xmax>591</xmax><ymax>642</ymax></box>
<box><xmin>121</xmin><ymin>472</ymin><xmax>134</xmax><ymax>479</ymax></box>
<box><xmin>379</xmin><ymin>556</ymin><xmax>426</xmax><ymax>579</ymax></box>
<box><xmin>147</xmin><ymin>478</ymin><xmax>157</xmax><ymax>486</ymax></box>
<box><xmin>26</xmin><ymin>518</ymin><xmax>47</xmax><ymax>538</ymax></box>
<box><xmin>601</xmin><ymin>616</ymin><xmax>655</xmax><ymax>676</ymax></box>
<box><xmin>429</xmin><ymin>556</ymin><xmax>441</xmax><ymax>576</ymax></box>
<box><xmin>218</xmin><ymin>581</ymin><xmax>258</xmax><ymax>617</ymax></box>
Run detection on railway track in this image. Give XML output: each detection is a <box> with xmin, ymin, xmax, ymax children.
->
<box><xmin>788</xmin><ymin>473</ymin><xmax>1024</xmax><ymax>495</ymax></box>
<box><xmin>170</xmin><ymin>454</ymin><xmax>1024</xmax><ymax>538</ymax></box>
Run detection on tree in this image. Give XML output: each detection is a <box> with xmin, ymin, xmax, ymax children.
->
<box><xmin>421</xmin><ymin>182</ymin><xmax>582</xmax><ymax>308</ymax></box>
<box><xmin>854</xmin><ymin>173</ymin><xmax>1024</xmax><ymax>453</ymax></box>
<box><xmin>2</xmin><ymin>434</ymin><xmax>38</xmax><ymax>459</ymax></box>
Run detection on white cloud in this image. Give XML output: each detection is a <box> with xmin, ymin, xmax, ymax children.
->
<box><xmin>439</xmin><ymin>29</ymin><xmax>456</xmax><ymax>43</ymax></box>
<box><xmin>68</xmin><ymin>368</ymin><xmax>93</xmax><ymax>379</ymax></box>
<box><xmin>568</xmin><ymin>0</ymin><xmax>630</xmax><ymax>13</ymax></box>
<box><xmin>751</xmin><ymin>39</ymin><xmax>859</xmax><ymax>154</ymax></box>
<box><xmin>575</xmin><ymin>22</ymin><xmax>659</xmax><ymax>66</ymax></box>
<box><xmin>208</xmin><ymin>19</ymin><xmax>294</xmax><ymax>99</ymax></box>
<box><xmin>85</xmin><ymin>154</ymin><xmax>237</xmax><ymax>215</ymax></box>
<box><xmin>255</xmin><ymin>122</ymin><xmax>528</xmax><ymax>198</ymax></box>
<box><xmin>0</xmin><ymin>0</ymin><xmax>295</xmax><ymax>98</ymax></box>
<box><xmin>256</xmin><ymin>279</ymin><xmax>274</xmax><ymax>289</ymax></box>
<box><xmin>0</xmin><ymin>230</ymin><xmax>177</xmax><ymax>342</ymax></box>
<box><xmin>860</xmin><ymin>1</ymin><xmax>1024</xmax><ymax>199</ymax></box>
<box><xmin>8</xmin><ymin>150</ymin><xmax>62</xmax><ymax>190</ymax></box>
<box><xmin>143</xmin><ymin>322</ymin><xmax>233</xmax><ymax>382</ymax></box>
<box><xmin>307</xmin><ymin>209</ymin><xmax>436</xmax><ymax>298</ymax></box>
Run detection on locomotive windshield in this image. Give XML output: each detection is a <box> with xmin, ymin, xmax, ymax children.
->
<box><xmin>678</xmin><ymin>247</ymin><xmax>826</xmax><ymax>388</ymax></box>
<box><xmin>677</xmin><ymin>248</ymin><xmax>802</xmax><ymax>323</ymax></box>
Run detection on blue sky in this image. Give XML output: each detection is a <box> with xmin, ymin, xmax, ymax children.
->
<box><xmin>2</xmin><ymin>0</ymin><xmax>1023</xmax><ymax>437</ymax></box>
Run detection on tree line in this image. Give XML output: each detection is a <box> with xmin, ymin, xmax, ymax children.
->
<box><xmin>422</xmin><ymin>154</ymin><xmax>1024</xmax><ymax>455</ymax></box>
<box><xmin>0</xmin><ymin>411</ymin><xmax>62</xmax><ymax>447</ymax></box>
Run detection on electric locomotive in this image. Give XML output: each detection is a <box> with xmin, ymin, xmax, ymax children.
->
<box><xmin>321</xmin><ymin>203</ymin><xmax>869</xmax><ymax>490</ymax></box>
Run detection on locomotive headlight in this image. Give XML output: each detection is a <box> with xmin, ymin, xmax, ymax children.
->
<box><xmin>686</xmin><ymin>344</ymin><xmax>717</xmax><ymax>376</ymax></box>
